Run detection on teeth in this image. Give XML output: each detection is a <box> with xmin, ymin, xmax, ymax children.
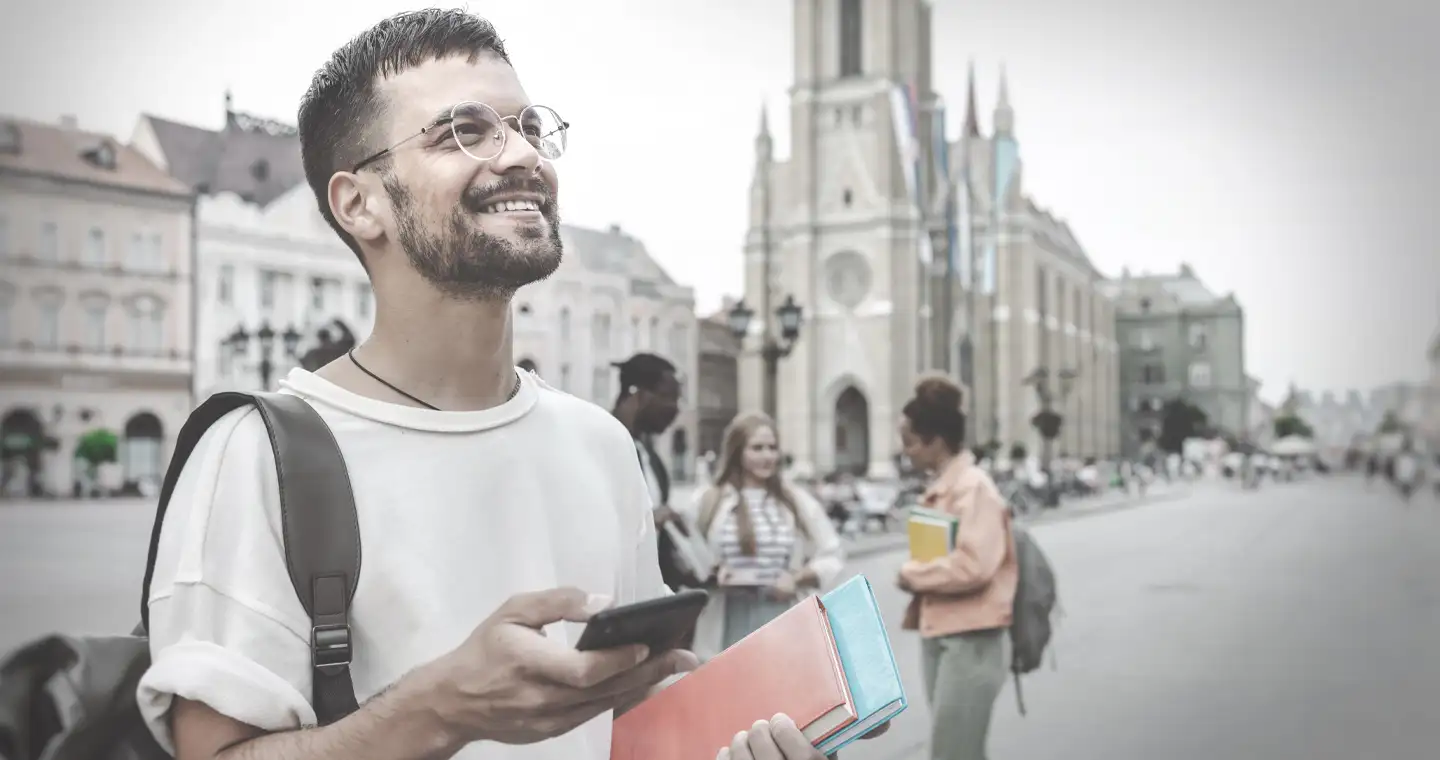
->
<box><xmin>483</xmin><ymin>200</ymin><xmax>542</xmax><ymax>214</ymax></box>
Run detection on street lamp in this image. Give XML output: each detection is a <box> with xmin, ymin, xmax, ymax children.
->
<box><xmin>727</xmin><ymin>294</ymin><xmax>804</xmax><ymax>420</ymax></box>
<box><xmin>226</xmin><ymin>321</ymin><xmax>302</xmax><ymax>390</ymax></box>
<box><xmin>1026</xmin><ymin>366</ymin><xmax>1079</xmax><ymax>508</ymax></box>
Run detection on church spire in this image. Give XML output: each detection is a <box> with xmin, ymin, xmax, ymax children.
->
<box><xmin>962</xmin><ymin>60</ymin><xmax>980</xmax><ymax>138</ymax></box>
<box><xmin>754</xmin><ymin>101</ymin><xmax>773</xmax><ymax>164</ymax></box>
<box><xmin>993</xmin><ymin>64</ymin><xmax>1014</xmax><ymax>137</ymax></box>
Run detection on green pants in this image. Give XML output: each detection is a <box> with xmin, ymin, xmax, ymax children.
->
<box><xmin>921</xmin><ymin>628</ymin><xmax>1008</xmax><ymax>760</ymax></box>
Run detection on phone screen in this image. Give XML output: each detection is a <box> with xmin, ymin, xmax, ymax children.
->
<box><xmin>575</xmin><ymin>589</ymin><xmax>708</xmax><ymax>652</ymax></box>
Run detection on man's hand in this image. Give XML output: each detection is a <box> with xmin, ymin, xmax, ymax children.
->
<box><xmin>719</xmin><ymin>715</ymin><xmax>825</xmax><ymax>760</ymax></box>
<box><xmin>425</xmin><ymin>587</ymin><xmax>700</xmax><ymax>746</ymax></box>
<box><xmin>653</xmin><ymin>506</ymin><xmax>682</xmax><ymax>531</ymax></box>
<box><xmin>717</xmin><ymin>715</ymin><xmax>892</xmax><ymax>760</ymax></box>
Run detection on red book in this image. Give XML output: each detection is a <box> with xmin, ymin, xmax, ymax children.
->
<box><xmin>611</xmin><ymin>596</ymin><xmax>857</xmax><ymax>760</ymax></box>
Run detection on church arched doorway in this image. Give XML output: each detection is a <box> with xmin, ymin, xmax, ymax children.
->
<box><xmin>123</xmin><ymin>412</ymin><xmax>165</xmax><ymax>495</ymax></box>
<box><xmin>1</xmin><ymin>408</ymin><xmax>45</xmax><ymax>498</ymax></box>
<box><xmin>833</xmin><ymin>386</ymin><xmax>870</xmax><ymax>476</ymax></box>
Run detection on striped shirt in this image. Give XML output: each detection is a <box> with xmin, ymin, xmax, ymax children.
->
<box><xmin>717</xmin><ymin>488</ymin><xmax>796</xmax><ymax>586</ymax></box>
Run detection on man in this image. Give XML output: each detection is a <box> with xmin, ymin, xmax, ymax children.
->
<box><xmin>137</xmin><ymin>10</ymin><xmax>837</xmax><ymax>760</ymax></box>
<box><xmin>611</xmin><ymin>353</ymin><xmax>705</xmax><ymax>591</ymax></box>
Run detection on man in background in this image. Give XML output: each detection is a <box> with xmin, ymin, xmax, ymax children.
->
<box><xmin>611</xmin><ymin>353</ymin><xmax>705</xmax><ymax>592</ymax></box>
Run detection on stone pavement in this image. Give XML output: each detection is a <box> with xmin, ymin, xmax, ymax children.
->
<box><xmin>840</xmin><ymin>475</ymin><xmax>1440</xmax><ymax>760</ymax></box>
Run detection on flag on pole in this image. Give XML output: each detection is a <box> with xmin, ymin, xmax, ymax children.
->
<box><xmin>984</xmin><ymin>134</ymin><xmax>1019</xmax><ymax>295</ymax></box>
<box><xmin>889</xmin><ymin>82</ymin><xmax>932</xmax><ymax>266</ymax></box>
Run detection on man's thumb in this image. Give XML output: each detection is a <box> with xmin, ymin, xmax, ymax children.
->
<box><xmin>496</xmin><ymin>587</ymin><xmax>613</xmax><ymax>628</ymax></box>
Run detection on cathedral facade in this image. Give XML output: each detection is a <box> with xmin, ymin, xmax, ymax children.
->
<box><xmin>740</xmin><ymin>0</ymin><xmax>1121</xmax><ymax>478</ymax></box>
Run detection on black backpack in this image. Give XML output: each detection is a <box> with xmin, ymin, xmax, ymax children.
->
<box><xmin>0</xmin><ymin>392</ymin><xmax>363</xmax><ymax>759</ymax></box>
<box><xmin>1007</xmin><ymin>524</ymin><xmax>1059</xmax><ymax>716</ymax></box>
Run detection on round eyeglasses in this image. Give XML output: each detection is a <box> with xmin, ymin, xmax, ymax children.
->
<box><xmin>448</xmin><ymin>102</ymin><xmax>568</xmax><ymax>162</ymax></box>
<box><xmin>351</xmin><ymin>102</ymin><xmax>569</xmax><ymax>173</ymax></box>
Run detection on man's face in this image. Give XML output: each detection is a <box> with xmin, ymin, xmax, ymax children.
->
<box><xmin>376</xmin><ymin>54</ymin><xmax>563</xmax><ymax>299</ymax></box>
<box><xmin>639</xmin><ymin>373</ymin><xmax>682</xmax><ymax>434</ymax></box>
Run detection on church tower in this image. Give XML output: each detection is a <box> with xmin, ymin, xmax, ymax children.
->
<box><xmin>740</xmin><ymin>0</ymin><xmax>938</xmax><ymax>477</ymax></box>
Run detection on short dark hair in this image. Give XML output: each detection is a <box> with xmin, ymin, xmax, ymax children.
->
<box><xmin>297</xmin><ymin>9</ymin><xmax>512</xmax><ymax>262</ymax></box>
<box><xmin>902</xmin><ymin>374</ymin><xmax>967</xmax><ymax>452</ymax></box>
<box><xmin>613</xmin><ymin>353</ymin><xmax>677</xmax><ymax>401</ymax></box>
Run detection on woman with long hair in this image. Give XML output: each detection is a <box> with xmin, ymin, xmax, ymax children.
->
<box><xmin>684</xmin><ymin>412</ymin><xmax>844</xmax><ymax>659</ymax></box>
<box><xmin>896</xmin><ymin>375</ymin><xmax>1018</xmax><ymax>760</ymax></box>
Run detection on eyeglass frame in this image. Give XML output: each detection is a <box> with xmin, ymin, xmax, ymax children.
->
<box><xmin>349</xmin><ymin>101</ymin><xmax>570</xmax><ymax>173</ymax></box>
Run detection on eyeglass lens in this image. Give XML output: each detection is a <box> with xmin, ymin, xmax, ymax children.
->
<box><xmin>450</xmin><ymin>102</ymin><xmax>567</xmax><ymax>162</ymax></box>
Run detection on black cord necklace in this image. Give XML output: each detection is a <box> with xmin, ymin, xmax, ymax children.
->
<box><xmin>347</xmin><ymin>350</ymin><xmax>519</xmax><ymax>411</ymax></box>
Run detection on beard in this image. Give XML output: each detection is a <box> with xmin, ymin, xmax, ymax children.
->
<box><xmin>385</xmin><ymin>174</ymin><xmax>564</xmax><ymax>301</ymax></box>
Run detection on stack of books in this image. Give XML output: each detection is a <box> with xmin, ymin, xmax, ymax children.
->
<box><xmin>611</xmin><ymin>575</ymin><xmax>908</xmax><ymax>759</ymax></box>
<box><xmin>907</xmin><ymin>506</ymin><xmax>959</xmax><ymax>562</ymax></box>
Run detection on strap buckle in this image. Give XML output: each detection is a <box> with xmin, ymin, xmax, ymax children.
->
<box><xmin>311</xmin><ymin>624</ymin><xmax>352</xmax><ymax>669</ymax></box>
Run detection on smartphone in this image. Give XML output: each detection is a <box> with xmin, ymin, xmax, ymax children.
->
<box><xmin>575</xmin><ymin>589</ymin><xmax>709</xmax><ymax>652</ymax></box>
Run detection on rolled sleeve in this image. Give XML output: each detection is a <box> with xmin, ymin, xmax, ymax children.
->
<box><xmin>137</xmin><ymin>406</ymin><xmax>317</xmax><ymax>751</ymax></box>
<box><xmin>138</xmin><ymin>587</ymin><xmax>316</xmax><ymax>753</ymax></box>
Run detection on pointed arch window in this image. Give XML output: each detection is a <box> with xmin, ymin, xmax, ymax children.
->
<box><xmin>839</xmin><ymin>0</ymin><xmax>862</xmax><ymax>78</ymax></box>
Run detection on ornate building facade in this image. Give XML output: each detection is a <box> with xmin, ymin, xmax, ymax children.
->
<box><xmin>131</xmin><ymin>96</ymin><xmax>372</xmax><ymax>400</ymax></box>
<box><xmin>739</xmin><ymin>0</ymin><xmax>1120</xmax><ymax>477</ymax></box>
<box><xmin>0</xmin><ymin>115</ymin><xmax>194</xmax><ymax>498</ymax></box>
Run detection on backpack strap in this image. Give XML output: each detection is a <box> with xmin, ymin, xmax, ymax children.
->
<box><xmin>138</xmin><ymin>391</ymin><xmax>362</xmax><ymax>726</ymax></box>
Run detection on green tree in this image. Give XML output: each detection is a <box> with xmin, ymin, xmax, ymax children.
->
<box><xmin>1158</xmin><ymin>398</ymin><xmax>1208</xmax><ymax>454</ymax></box>
<box><xmin>1273</xmin><ymin>413</ymin><xmax>1314</xmax><ymax>439</ymax></box>
<box><xmin>1376</xmin><ymin>410</ymin><xmax>1405</xmax><ymax>436</ymax></box>
<box><xmin>75</xmin><ymin>428</ymin><xmax>118</xmax><ymax>466</ymax></box>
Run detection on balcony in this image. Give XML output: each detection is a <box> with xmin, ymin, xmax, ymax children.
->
<box><xmin>1</xmin><ymin>251</ymin><xmax>184</xmax><ymax>282</ymax></box>
<box><xmin>0</xmin><ymin>340</ymin><xmax>191</xmax><ymax>376</ymax></box>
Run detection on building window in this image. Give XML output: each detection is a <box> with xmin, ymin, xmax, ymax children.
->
<box><xmin>559</xmin><ymin>362</ymin><xmax>571</xmax><ymax>392</ymax></box>
<box><xmin>356</xmin><ymin>283</ymin><xmax>372</xmax><ymax>319</ymax></box>
<box><xmin>310</xmin><ymin>276</ymin><xmax>327</xmax><ymax>312</ymax></box>
<box><xmin>218</xmin><ymin>265</ymin><xmax>234</xmax><ymax>304</ymax></box>
<box><xmin>648</xmin><ymin>317</ymin><xmax>659</xmax><ymax>352</ymax></box>
<box><xmin>0</xmin><ymin>284</ymin><xmax>14</xmax><ymax>344</ymax></box>
<box><xmin>81</xmin><ymin>297</ymin><xmax>107</xmax><ymax>350</ymax></box>
<box><xmin>36</xmin><ymin>299</ymin><xmax>61</xmax><ymax>348</ymax></box>
<box><xmin>1189</xmin><ymin>362</ymin><xmax>1212</xmax><ymax>387</ymax></box>
<box><xmin>669</xmin><ymin>325</ymin><xmax>688</xmax><ymax>366</ymax></box>
<box><xmin>85</xmin><ymin>228</ymin><xmax>105</xmax><ymax>267</ymax></box>
<box><xmin>149</xmin><ymin>233</ymin><xmax>164</xmax><ymax>270</ymax></box>
<box><xmin>259</xmin><ymin>270</ymin><xmax>277</xmax><ymax>310</ymax></box>
<box><xmin>839</xmin><ymin>0</ymin><xmax>862</xmax><ymax>77</ymax></box>
<box><xmin>593</xmin><ymin>366</ymin><xmax>610</xmax><ymax>404</ymax></box>
<box><xmin>1188</xmin><ymin>323</ymin><xmax>1208</xmax><ymax>350</ymax></box>
<box><xmin>630</xmin><ymin>316</ymin><xmax>641</xmax><ymax>352</ymax></box>
<box><xmin>127</xmin><ymin>233</ymin><xmax>146</xmax><ymax>270</ymax></box>
<box><xmin>592</xmin><ymin>312</ymin><xmax>611</xmax><ymax>356</ymax></box>
<box><xmin>1137</xmin><ymin>328</ymin><xmax>1155</xmax><ymax>351</ymax></box>
<box><xmin>1142</xmin><ymin>364</ymin><xmax>1165</xmax><ymax>385</ymax></box>
<box><xmin>559</xmin><ymin>307</ymin><xmax>571</xmax><ymax>343</ymax></box>
<box><xmin>38</xmin><ymin>223</ymin><xmax>58</xmax><ymax>262</ymax></box>
<box><xmin>129</xmin><ymin>296</ymin><xmax>165</xmax><ymax>352</ymax></box>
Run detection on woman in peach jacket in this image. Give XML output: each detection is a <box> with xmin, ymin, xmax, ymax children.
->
<box><xmin>896</xmin><ymin>375</ymin><xmax>1018</xmax><ymax>760</ymax></box>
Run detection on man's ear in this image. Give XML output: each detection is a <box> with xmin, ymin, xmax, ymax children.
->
<box><xmin>328</xmin><ymin>171</ymin><xmax>385</xmax><ymax>245</ymax></box>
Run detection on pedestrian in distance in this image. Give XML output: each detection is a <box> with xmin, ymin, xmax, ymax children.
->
<box><xmin>137</xmin><ymin>10</ymin><xmax>872</xmax><ymax>760</ymax></box>
<box><xmin>611</xmin><ymin>352</ymin><xmax>707</xmax><ymax>594</ymax></box>
<box><xmin>895</xmin><ymin>375</ymin><xmax>1019</xmax><ymax>760</ymax></box>
<box><xmin>686</xmin><ymin>412</ymin><xmax>846</xmax><ymax>660</ymax></box>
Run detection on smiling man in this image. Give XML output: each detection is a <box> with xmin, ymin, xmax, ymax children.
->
<box><xmin>137</xmin><ymin>10</ymin><xmax>858</xmax><ymax>760</ymax></box>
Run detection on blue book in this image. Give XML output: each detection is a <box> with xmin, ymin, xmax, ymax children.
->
<box><xmin>816</xmin><ymin>574</ymin><xmax>909</xmax><ymax>756</ymax></box>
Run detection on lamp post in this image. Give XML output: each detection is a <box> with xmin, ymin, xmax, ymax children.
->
<box><xmin>727</xmin><ymin>294</ymin><xmax>804</xmax><ymax>422</ymax></box>
<box><xmin>1026</xmin><ymin>365</ymin><xmax>1078</xmax><ymax>508</ymax></box>
<box><xmin>225</xmin><ymin>320</ymin><xmax>302</xmax><ymax>391</ymax></box>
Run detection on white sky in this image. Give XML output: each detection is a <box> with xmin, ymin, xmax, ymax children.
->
<box><xmin>3</xmin><ymin>0</ymin><xmax>1437</xmax><ymax>404</ymax></box>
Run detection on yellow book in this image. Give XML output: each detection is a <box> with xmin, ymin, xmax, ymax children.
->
<box><xmin>907</xmin><ymin>516</ymin><xmax>955</xmax><ymax>562</ymax></box>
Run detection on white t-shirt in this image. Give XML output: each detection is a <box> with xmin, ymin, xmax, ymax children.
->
<box><xmin>136</xmin><ymin>368</ymin><xmax>668</xmax><ymax>759</ymax></box>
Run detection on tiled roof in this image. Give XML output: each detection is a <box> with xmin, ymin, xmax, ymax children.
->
<box><xmin>561</xmin><ymin>223</ymin><xmax>677</xmax><ymax>286</ymax></box>
<box><xmin>144</xmin><ymin>110</ymin><xmax>305</xmax><ymax>206</ymax></box>
<box><xmin>0</xmin><ymin>116</ymin><xmax>189</xmax><ymax>197</ymax></box>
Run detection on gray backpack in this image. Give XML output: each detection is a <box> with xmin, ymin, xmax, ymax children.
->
<box><xmin>1007</xmin><ymin>524</ymin><xmax>1058</xmax><ymax>715</ymax></box>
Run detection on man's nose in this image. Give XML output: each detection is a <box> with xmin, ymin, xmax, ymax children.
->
<box><xmin>492</xmin><ymin>122</ymin><xmax>543</xmax><ymax>176</ymax></box>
